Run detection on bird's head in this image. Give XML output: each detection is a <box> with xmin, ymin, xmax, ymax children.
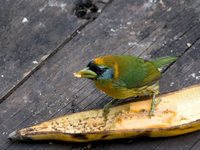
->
<box><xmin>74</xmin><ymin>61</ymin><xmax>114</xmax><ymax>80</ymax></box>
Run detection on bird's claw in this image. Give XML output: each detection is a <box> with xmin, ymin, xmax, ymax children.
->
<box><xmin>103</xmin><ymin>106</ymin><xmax>110</xmax><ymax>120</ymax></box>
<box><xmin>102</xmin><ymin>99</ymin><xmax>117</xmax><ymax>121</ymax></box>
<box><xmin>103</xmin><ymin>102</ymin><xmax>112</xmax><ymax>121</ymax></box>
<box><xmin>149</xmin><ymin>95</ymin><xmax>161</xmax><ymax>117</ymax></box>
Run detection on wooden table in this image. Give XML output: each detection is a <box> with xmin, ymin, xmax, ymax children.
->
<box><xmin>1</xmin><ymin>0</ymin><xmax>200</xmax><ymax>149</ymax></box>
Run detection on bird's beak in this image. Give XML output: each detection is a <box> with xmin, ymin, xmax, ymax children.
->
<box><xmin>73</xmin><ymin>67</ymin><xmax>97</xmax><ymax>79</ymax></box>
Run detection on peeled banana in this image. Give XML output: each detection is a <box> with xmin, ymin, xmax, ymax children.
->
<box><xmin>9</xmin><ymin>84</ymin><xmax>200</xmax><ymax>142</ymax></box>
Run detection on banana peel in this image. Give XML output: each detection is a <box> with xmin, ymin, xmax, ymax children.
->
<box><xmin>8</xmin><ymin>84</ymin><xmax>200</xmax><ymax>142</ymax></box>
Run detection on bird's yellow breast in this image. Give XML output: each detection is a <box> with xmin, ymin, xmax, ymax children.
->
<box><xmin>94</xmin><ymin>80</ymin><xmax>159</xmax><ymax>99</ymax></box>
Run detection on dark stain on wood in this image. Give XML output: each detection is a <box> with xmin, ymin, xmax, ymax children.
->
<box><xmin>74</xmin><ymin>0</ymin><xmax>99</xmax><ymax>20</ymax></box>
<box><xmin>1</xmin><ymin>0</ymin><xmax>200</xmax><ymax>149</ymax></box>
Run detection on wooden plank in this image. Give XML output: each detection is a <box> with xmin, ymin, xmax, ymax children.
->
<box><xmin>190</xmin><ymin>140</ymin><xmax>200</xmax><ymax>150</ymax></box>
<box><xmin>0</xmin><ymin>0</ymin><xmax>105</xmax><ymax>102</ymax></box>
<box><xmin>150</xmin><ymin>41</ymin><xmax>200</xmax><ymax>150</ymax></box>
<box><xmin>0</xmin><ymin>0</ymin><xmax>110</xmax><ymax>149</ymax></box>
<box><xmin>1</xmin><ymin>0</ymin><xmax>200</xmax><ymax>149</ymax></box>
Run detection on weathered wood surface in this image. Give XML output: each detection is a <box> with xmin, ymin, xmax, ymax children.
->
<box><xmin>1</xmin><ymin>0</ymin><xmax>200</xmax><ymax>149</ymax></box>
<box><xmin>0</xmin><ymin>0</ymin><xmax>105</xmax><ymax>102</ymax></box>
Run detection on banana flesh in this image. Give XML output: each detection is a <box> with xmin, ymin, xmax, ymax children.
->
<box><xmin>8</xmin><ymin>84</ymin><xmax>200</xmax><ymax>142</ymax></box>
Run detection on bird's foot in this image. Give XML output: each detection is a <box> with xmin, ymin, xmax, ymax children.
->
<box><xmin>155</xmin><ymin>97</ymin><xmax>162</xmax><ymax>105</ymax></box>
<box><xmin>149</xmin><ymin>95</ymin><xmax>161</xmax><ymax>117</ymax></box>
<box><xmin>103</xmin><ymin>99</ymin><xmax>117</xmax><ymax>121</ymax></box>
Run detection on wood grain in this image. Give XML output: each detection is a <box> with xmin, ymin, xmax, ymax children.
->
<box><xmin>1</xmin><ymin>0</ymin><xmax>200</xmax><ymax>149</ymax></box>
<box><xmin>0</xmin><ymin>0</ymin><xmax>106</xmax><ymax>102</ymax></box>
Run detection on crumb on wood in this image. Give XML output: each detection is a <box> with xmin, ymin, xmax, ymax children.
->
<box><xmin>48</xmin><ymin>0</ymin><xmax>66</xmax><ymax>11</ymax></box>
<box><xmin>32</xmin><ymin>60</ymin><xmax>38</xmax><ymax>64</ymax></box>
<box><xmin>22</xmin><ymin>17</ymin><xmax>28</xmax><ymax>23</ymax></box>
<box><xmin>188</xmin><ymin>73</ymin><xmax>200</xmax><ymax>80</ymax></box>
<box><xmin>110</xmin><ymin>28</ymin><xmax>116</xmax><ymax>32</ymax></box>
<box><xmin>170</xmin><ymin>82</ymin><xmax>174</xmax><ymax>86</ymax></box>
<box><xmin>187</xmin><ymin>43</ymin><xmax>192</xmax><ymax>47</ymax></box>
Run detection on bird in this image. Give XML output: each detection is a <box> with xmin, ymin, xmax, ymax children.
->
<box><xmin>74</xmin><ymin>55</ymin><xmax>177</xmax><ymax>117</ymax></box>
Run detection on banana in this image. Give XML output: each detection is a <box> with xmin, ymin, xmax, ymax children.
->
<box><xmin>8</xmin><ymin>84</ymin><xmax>200</xmax><ymax>142</ymax></box>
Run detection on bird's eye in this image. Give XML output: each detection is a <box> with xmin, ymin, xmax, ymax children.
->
<box><xmin>86</xmin><ymin>61</ymin><xmax>107</xmax><ymax>76</ymax></box>
<box><xmin>87</xmin><ymin>61</ymin><xmax>96</xmax><ymax>71</ymax></box>
<box><xmin>87</xmin><ymin>61</ymin><xmax>99</xmax><ymax>73</ymax></box>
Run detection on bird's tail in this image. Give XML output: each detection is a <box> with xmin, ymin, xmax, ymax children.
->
<box><xmin>152</xmin><ymin>56</ymin><xmax>177</xmax><ymax>68</ymax></box>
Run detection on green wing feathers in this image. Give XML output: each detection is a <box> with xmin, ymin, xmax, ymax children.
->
<box><xmin>152</xmin><ymin>56</ymin><xmax>177</xmax><ymax>68</ymax></box>
<box><xmin>114</xmin><ymin>56</ymin><xmax>161</xmax><ymax>89</ymax></box>
<box><xmin>96</xmin><ymin>55</ymin><xmax>177</xmax><ymax>90</ymax></box>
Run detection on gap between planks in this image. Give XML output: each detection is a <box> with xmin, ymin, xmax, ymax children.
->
<box><xmin>0</xmin><ymin>0</ymin><xmax>114</xmax><ymax>105</ymax></box>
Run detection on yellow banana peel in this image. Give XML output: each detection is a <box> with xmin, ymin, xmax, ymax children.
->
<box><xmin>8</xmin><ymin>84</ymin><xmax>200</xmax><ymax>142</ymax></box>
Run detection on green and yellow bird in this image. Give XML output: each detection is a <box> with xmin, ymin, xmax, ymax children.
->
<box><xmin>74</xmin><ymin>55</ymin><xmax>177</xmax><ymax>116</ymax></box>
